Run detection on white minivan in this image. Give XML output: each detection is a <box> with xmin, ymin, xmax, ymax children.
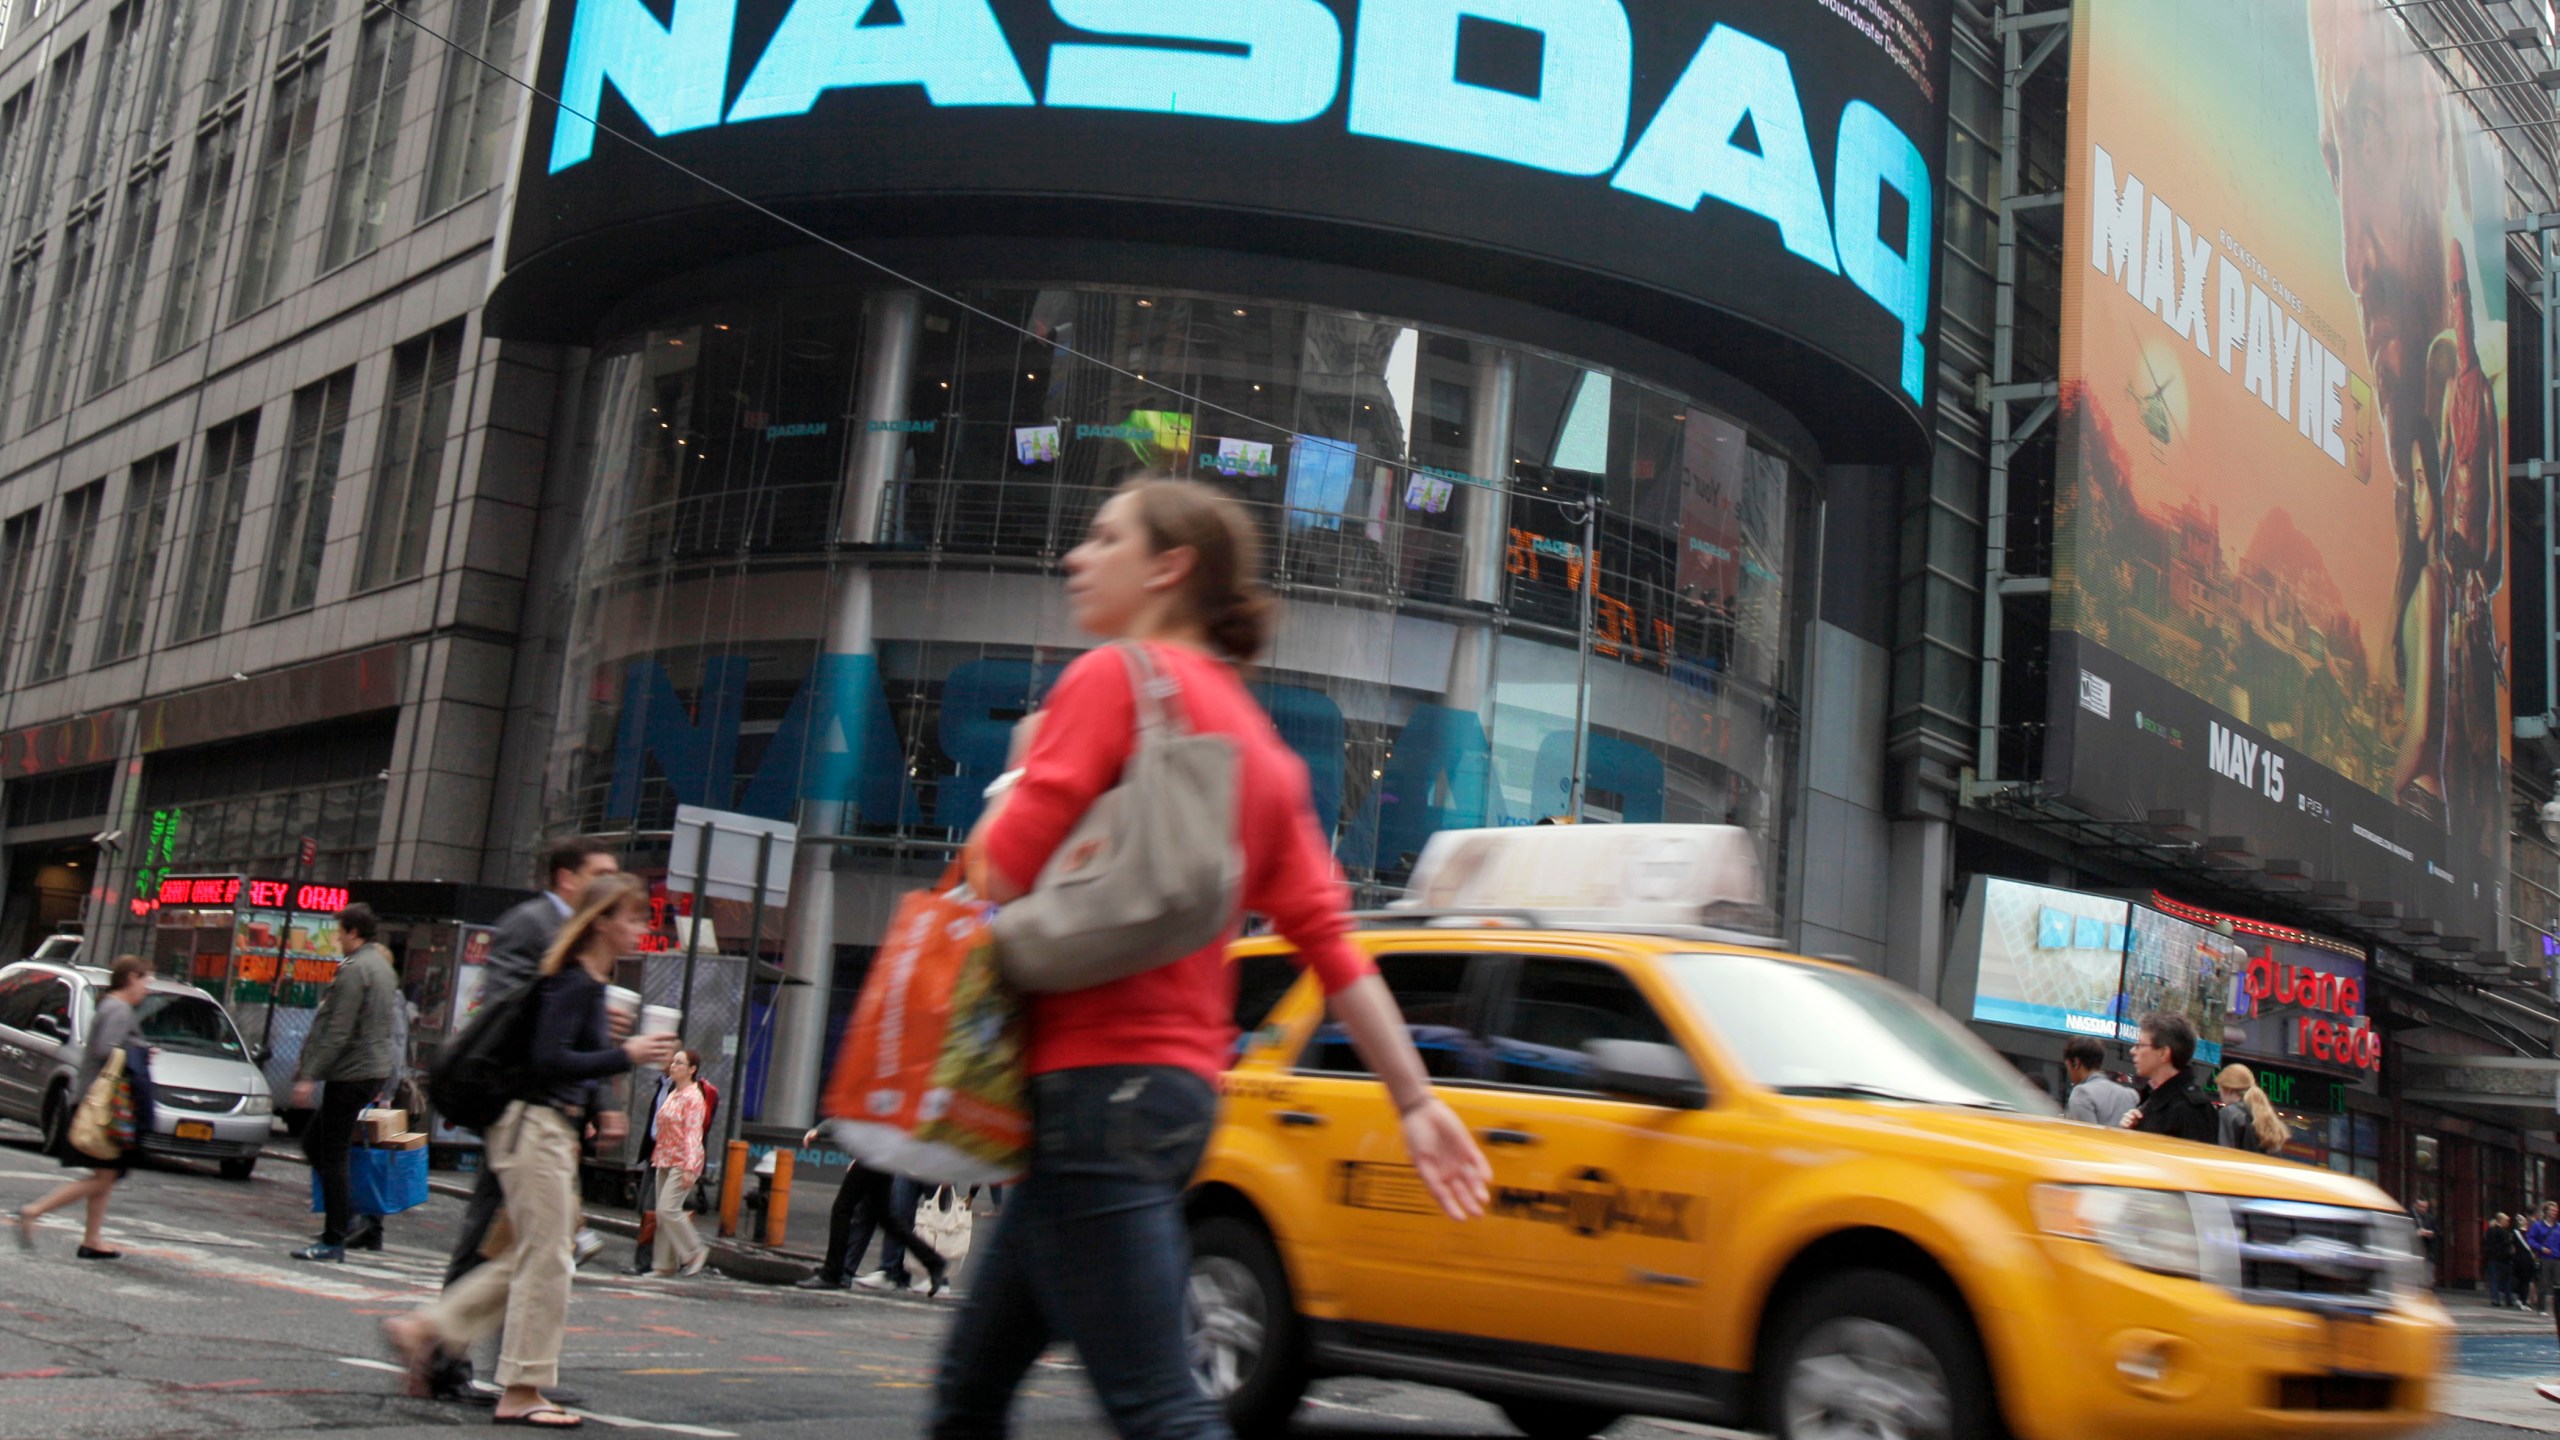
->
<box><xmin>0</xmin><ymin>961</ymin><xmax>275</xmax><ymax>1179</ymax></box>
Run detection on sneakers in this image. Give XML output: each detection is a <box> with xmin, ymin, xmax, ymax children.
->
<box><xmin>680</xmin><ymin>1253</ymin><xmax>709</xmax><ymax>1278</ymax></box>
<box><xmin>852</xmin><ymin>1269</ymin><xmax>900</xmax><ymax>1291</ymax></box>
<box><xmin>572</xmin><ymin>1228</ymin><xmax>605</xmax><ymax>1268</ymax></box>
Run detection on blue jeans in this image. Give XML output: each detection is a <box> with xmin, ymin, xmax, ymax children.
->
<box><xmin>929</xmin><ymin>1065</ymin><xmax>1227</xmax><ymax>1440</ymax></box>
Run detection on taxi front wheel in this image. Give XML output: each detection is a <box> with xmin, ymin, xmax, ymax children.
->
<box><xmin>1187</xmin><ymin>1216</ymin><xmax>1308</xmax><ymax>1438</ymax></box>
<box><xmin>1761</xmin><ymin>1270</ymin><xmax>2000</xmax><ymax>1440</ymax></box>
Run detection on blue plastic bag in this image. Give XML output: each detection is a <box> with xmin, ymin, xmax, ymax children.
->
<box><xmin>309</xmin><ymin>1145</ymin><xmax>429</xmax><ymax>1216</ymax></box>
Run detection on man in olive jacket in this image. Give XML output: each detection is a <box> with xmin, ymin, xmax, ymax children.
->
<box><xmin>290</xmin><ymin>903</ymin><xmax>400</xmax><ymax>1261</ymax></box>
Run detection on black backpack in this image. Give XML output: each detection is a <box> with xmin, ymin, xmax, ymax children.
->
<box><xmin>427</xmin><ymin>969</ymin><xmax>546</xmax><ymax>1132</ymax></box>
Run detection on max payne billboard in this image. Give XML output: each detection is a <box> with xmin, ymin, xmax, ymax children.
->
<box><xmin>2047</xmin><ymin>0</ymin><xmax>2510</xmax><ymax>946</ymax></box>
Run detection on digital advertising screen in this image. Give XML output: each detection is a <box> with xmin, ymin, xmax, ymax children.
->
<box><xmin>495</xmin><ymin>0</ymin><xmax>1955</xmax><ymax>457</ymax></box>
<box><xmin>2046</xmin><ymin>0</ymin><xmax>2510</xmax><ymax>947</ymax></box>
<box><xmin>2120</xmin><ymin>905</ymin><xmax>2230</xmax><ymax>1067</ymax></box>
<box><xmin>1963</xmin><ymin>878</ymin><xmax>2130</xmax><ymax>1039</ymax></box>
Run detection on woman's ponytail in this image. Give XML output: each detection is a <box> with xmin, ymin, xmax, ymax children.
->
<box><xmin>1118</xmin><ymin>474</ymin><xmax>1278</xmax><ymax>664</ymax></box>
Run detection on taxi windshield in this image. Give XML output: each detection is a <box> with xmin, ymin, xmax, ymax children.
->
<box><xmin>1665</xmin><ymin>953</ymin><xmax>2053</xmax><ymax>1113</ymax></box>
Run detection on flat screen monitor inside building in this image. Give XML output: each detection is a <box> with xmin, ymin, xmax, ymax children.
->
<box><xmin>1964</xmin><ymin>878</ymin><xmax>2129</xmax><ymax>1040</ymax></box>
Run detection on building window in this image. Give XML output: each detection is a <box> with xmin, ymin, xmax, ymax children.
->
<box><xmin>96</xmin><ymin>447</ymin><xmax>174</xmax><ymax>663</ymax></box>
<box><xmin>138</xmin><ymin>717</ymin><xmax>393</xmax><ymax>883</ymax></box>
<box><xmin>258</xmin><ymin>369</ymin><xmax>353</xmax><ymax>618</ymax></box>
<box><xmin>322</xmin><ymin>0</ymin><xmax>413</xmax><ymax>270</ymax></box>
<box><xmin>174</xmin><ymin>410</ymin><xmax>258</xmax><ymax>641</ymax></box>
<box><xmin>0</xmin><ymin>247</ymin><xmax>37</xmax><ymax>436</ymax></box>
<box><xmin>0</xmin><ymin>84</ymin><xmax>34</xmax><ymax>237</ymax></box>
<box><xmin>279</xmin><ymin>0</ymin><xmax>334</xmax><ymax>52</ymax></box>
<box><xmin>73</xmin><ymin>1</ymin><xmax>148</xmax><ymax>202</ymax></box>
<box><xmin>232</xmin><ymin>52</ymin><xmax>323</xmax><ymax>319</ymax></box>
<box><xmin>202</xmin><ymin>0</ymin><xmax>266</xmax><ymax>107</ymax></box>
<box><xmin>132</xmin><ymin>0</ymin><xmax>190</xmax><ymax>154</ymax></box>
<box><xmin>28</xmin><ymin>481</ymin><xmax>102</xmax><ymax>682</ymax></box>
<box><xmin>420</xmin><ymin>0</ymin><xmax>518</xmax><ymax>217</ymax></box>
<box><xmin>0</xmin><ymin>507</ymin><xmax>40</xmax><ymax>683</ymax></box>
<box><xmin>88</xmin><ymin>164</ymin><xmax>163</xmax><ymax>394</ymax></box>
<box><xmin>5</xmin><ymin>767</ymin><xmax>113</xmax><ymax>828</ymax></box>
<box><xmin>14</xmin><ymin>42</ymin><xmax>81</xmax><ymax>245</ymax></box>
<box><xmin>157</xmin><ymin>114</ymin><xmax>240</xmax><ymax>360</ymax></box>
<box><xmin>359</xmin><ymin>320</ymin><xmax>462</xmax><ymax>588</ymax></box>
<box><xmin>26</xmin><ymin>211</ymin><xmax>99</xmax><ymax>424</ymax></box>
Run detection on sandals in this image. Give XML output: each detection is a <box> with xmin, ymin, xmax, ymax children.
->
<box><xmin>493</xmin><ymin>1404</ymin><xmax>584</xmax><ymax>1428</ymax></box>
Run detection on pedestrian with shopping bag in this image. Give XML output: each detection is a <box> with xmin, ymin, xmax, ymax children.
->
<box><xmin>911</xmin><ymin>475</ymin><xmax>1491</xmax><ymax>1440</ymax></box>
<box><xmin>382</xmin><ymin>873</ymin><xmax>678</xmax><ymax>1429</ymax></box>
<box><xmin>15</xmin><ymin>957</ymin><xmax>154</xmax><ymax>1259</ymax></box>
<box><xmin>291</xmin><ymin>904</ymin><xmax>403</xmax><ymax>1261</ymax></box>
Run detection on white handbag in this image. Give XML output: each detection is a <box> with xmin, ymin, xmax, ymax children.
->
<box><xmin>913</xmin><ymin>1184</ymin><xmax>975</xmax><ymax>1270</ymax></box>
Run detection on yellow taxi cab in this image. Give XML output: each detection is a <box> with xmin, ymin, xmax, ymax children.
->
<box><xmin>1186</xmin><ymin>826</ymin><xmax>2446</xmax><ymax>1440</ymax></box>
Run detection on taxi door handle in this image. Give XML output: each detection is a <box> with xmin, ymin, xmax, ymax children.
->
<box><xmin>1275</xmin><ymin>1111</ymin><xmax>1325</xmax><ymax>1128</ymax></box>
<box><xmin>1483</xmin><ymin>1128</ymin><xmax>1538</xmax><ymax>1147</ymax></box>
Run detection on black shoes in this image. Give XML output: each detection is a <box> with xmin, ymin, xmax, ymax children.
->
<box><xmin>75</xmin><ymin>1245</ymin><xmax>122</xmax><ymax>1260</ymax></box>
<box><xmin>343</xmin><ymin>1219</ymin><xmax>383</xmax><ymax>1252</ymax></box>
<box><xmin>793</xmin><ymin>1274</ymin><xmax>848</xmax><ymax>1291</ymax></box>
<box><xmin>291</xmin><ymin>1243</ymin><xmax>346</xmax><ymax>1262</ymax></box>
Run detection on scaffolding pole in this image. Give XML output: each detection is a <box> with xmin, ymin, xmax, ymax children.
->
<box><xmin>1974</xmin><ymin>4</ymin><xmax>2069</xmax><ymax>788</ymax></box>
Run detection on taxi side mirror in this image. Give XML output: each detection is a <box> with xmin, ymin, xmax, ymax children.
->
<box><xmin>1585</xmin><ymin>1039</ymin><xmax>1707</xmax><ymax>1109</ymax></box>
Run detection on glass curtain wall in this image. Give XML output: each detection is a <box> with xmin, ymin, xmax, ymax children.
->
<box><xmin>544</xmin><ymin>284</ymin><xmax>1815</xmax><ymax>911</ymax></box>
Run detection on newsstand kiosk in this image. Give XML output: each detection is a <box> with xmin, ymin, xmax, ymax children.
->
<box><xmin>144</xmin><ymin>873</ymin><xmax>351</xmax><ymax>1097</ymax></box>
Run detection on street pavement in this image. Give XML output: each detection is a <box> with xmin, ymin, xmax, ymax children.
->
<box><xmin>0</xmin><ymin>1127</ymin><xmax>2549</xmax><ymax>1439</ymax></box>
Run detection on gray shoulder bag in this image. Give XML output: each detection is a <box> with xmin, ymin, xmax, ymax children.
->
<box><xmin>992</xmin><ymin>642</ymin><xmax>1243</xmax><ymax>994</ymax></box>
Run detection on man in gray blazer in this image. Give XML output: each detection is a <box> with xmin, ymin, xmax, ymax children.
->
<box><xmin>430</xmin><ymin>838</ymin><xmax>617</xmax><ymax>1403</ymax></box>
<box><xmin>291</xmin><ymin>904</ymin><xmax>401</xmax><ymax>1260</ymax></box>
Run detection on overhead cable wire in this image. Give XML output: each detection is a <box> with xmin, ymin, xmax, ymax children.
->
<box><xmin>376</xmin><ymin>0</ymin><xmax>1555</xmax><ymax>502</ymax></box>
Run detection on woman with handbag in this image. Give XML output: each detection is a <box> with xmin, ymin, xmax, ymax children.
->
<box><xmin>381</xmin><ymin>874</ymin><xmax>677</xmax><ymax>1428</ymax></box>
<box><xmin>930</xmin><ymin>476</ymin><xmax>1492</xmax><ymax>1440</ymax></box>
<box><xmin>15</xmin><ymin>957</ymin><xmax>153</xmax><ymax>1259</ymax></box>
<box><xmin>644</xmin><ymin>1048</ymin><xmax>712</xmax><ymax>1278</ymax></box>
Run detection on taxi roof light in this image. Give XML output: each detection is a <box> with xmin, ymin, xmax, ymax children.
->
<box><xmin>1396</xmin><ymin>825</ymin><xmax>1773</xmax><ymax>933</ymax></box>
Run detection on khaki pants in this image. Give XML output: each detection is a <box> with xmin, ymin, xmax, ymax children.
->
<box><xmin>411</xmin><ymin>1103</ymin><xmax>581</xmax><ymax>1389</ymax></box>
<box><xmin>653</xmin><ymin>1168</ymin><xmax>705</xmax><ymax>1275</ymax></box>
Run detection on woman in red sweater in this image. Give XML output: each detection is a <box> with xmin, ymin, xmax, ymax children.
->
<box><xmin>931</xmin><ymin>477</ymin><xmax>1489</xmax><ymax>1440</ymax></box>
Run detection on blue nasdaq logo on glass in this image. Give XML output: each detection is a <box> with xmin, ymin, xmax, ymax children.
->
<box><xmin>543</xmin><ymin>0</ymin><xmax>1934</xmax><ymax>401</ymax></box>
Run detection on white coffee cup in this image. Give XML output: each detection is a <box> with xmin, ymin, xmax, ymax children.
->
<box><xmin>640</xmin><ymin>1004</ymin><xmax>681</xmax><ymax>1037</ymax></box>
<box><xmin>603</xmin><ymin>985</ymin><xmax>641</xmax><ymax>1028</ymax></box>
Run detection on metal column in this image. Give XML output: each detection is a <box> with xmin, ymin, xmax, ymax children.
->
<box><xmin>766</xmin><ymin>289</ymin><xmax>922</xmax><ymax>1128</ymax></box>
<box><xmin>1446</xmin><ymin>351</ymin><xmax>1517</xmax><ymax>714</ymax></box>
<box><xmin>1973</xmin><ymin>5</ymin><xmax>2069</xmax><ymax>787</ymax></box>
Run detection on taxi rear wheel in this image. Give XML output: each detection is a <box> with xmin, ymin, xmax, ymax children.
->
<box><xmin>1763</xmin><ymin>1270</ymin><xmax>1998</xmax><ymax>1440</ymax></box>
<box><xmin>1495</xmin><ymin>1397</ymin><xmax>1622</xmax><ymax>1439</ymax></box>
<box><xmin>1187</xmin><ymin>1216</ymin><xmax>1307</xmax><ymax>1438</ymax></box>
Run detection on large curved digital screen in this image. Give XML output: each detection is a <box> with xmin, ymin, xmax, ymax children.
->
<box><xmin>494</xmin><ymin>0</ymin><xmax>1951</xmax><ymax>456</ymax></box>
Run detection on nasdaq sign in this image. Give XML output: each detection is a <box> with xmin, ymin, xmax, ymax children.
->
<box><xmin>500</xmin><ymin>0</ymin><xmax>1953</xmax><ymax>451</ymax></box>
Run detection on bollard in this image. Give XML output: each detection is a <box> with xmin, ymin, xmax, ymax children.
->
<box><xmin>718</xmin><ymin>1138</ymin><xmax>748</xmax><ymax>1238</ymax></box>
<box><xmin>765</xmin><ymin>1149</ymin><xmax>794</xmax><ymax>1248</ymax></box>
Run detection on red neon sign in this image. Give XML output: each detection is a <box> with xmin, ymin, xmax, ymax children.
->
<box><xmin>151</xmin><ymin>875</ymin><xmax>347</xmax><ymax>913</ymax></box>
<box><xmin>158</xmin><ymin>876</ymin><xmax>244</xmax><ymax>906</ymax></box>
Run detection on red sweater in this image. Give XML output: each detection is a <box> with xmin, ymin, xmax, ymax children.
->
<box><xmin>980</xmin><ymin>643</ymin><xmax>1373</xmax><ymax>1081</ymax></box>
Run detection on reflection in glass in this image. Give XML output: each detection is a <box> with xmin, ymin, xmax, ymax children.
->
<box><xmin>546</xmin><ymin>285</ymin><xmax>1815</xmax><ymax>906</ymax></box>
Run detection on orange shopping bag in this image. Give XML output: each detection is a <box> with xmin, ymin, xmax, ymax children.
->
<box><xmin>821</xmin><ymin>865</ymin><xmax>1028</xmax><ymax>1184</ymax></box>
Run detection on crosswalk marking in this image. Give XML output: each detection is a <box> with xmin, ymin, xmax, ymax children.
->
<box><xmin>333</xmin><ymin>1359</ymin><xmax>741</xmax><ymax>1436</ymax></box>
